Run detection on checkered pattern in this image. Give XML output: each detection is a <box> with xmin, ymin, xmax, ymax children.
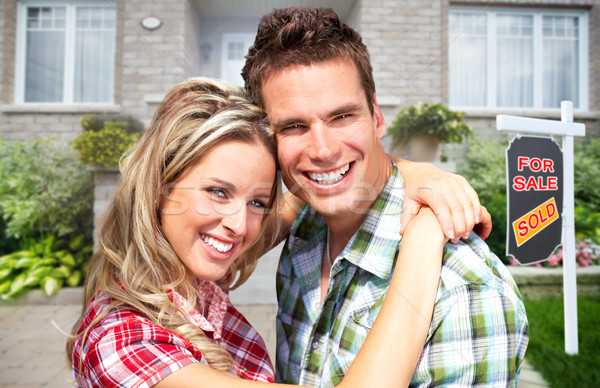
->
<box><xmin>72</xmin><ymin>281</ymin><xmax>274</xmax><ymax>387</ymax></box>
<box><xmin>275</xmin><ymin>163</ymin><xmax>529</xmax><ymax>387</ymax></box>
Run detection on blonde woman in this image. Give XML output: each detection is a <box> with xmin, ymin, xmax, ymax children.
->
<box><xmin>68</xmin><ymin>78</ymin><xmax>475</xmax><ymax>387</ymax></box>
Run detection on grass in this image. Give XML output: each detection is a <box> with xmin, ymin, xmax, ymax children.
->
<box><xmin>523</xmin><ymin>294</ymin><xmax>600</xmax><ymax>388</ymax></box>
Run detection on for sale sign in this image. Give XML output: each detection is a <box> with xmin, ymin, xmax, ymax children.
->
<box><xmin>506</xmin><ymin>136</ymin><xmax>563</xmax><ymax>264</ymax></box>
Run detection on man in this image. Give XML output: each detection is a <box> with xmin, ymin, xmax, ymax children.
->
<box><xmin>242</xmin><ymin>7</ymin><xmax>528</xmax><ymax>387</ymax></box>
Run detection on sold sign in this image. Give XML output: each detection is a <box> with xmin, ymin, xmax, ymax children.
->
<box><xmin>512</xmin><ymin>197</ymin><xmax>559</xmax><ymax>246</ymax></box>
<box><xmin>506</xmin><ymin>136</ymin><xmax>563</xmax><ymax>264</ymax></box>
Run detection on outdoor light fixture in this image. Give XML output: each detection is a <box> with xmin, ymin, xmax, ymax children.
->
<box><xmin>141</xmin><ymin>16</ymin><xmax>162</xmax><ymax>31</ymax></box>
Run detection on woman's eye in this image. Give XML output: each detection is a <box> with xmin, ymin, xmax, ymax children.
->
<box><xmin>248</xmin><ymin>200</ymin><xmax>267</xmax><ymax>212</ymax></box>
<box><xmin>206</xmin><ymin>187</ymin><xmax>227</xmax><ymax>199</ymax></box>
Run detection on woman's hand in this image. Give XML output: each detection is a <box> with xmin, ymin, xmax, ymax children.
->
<box><xmin>391</xmin><ymin>155</ymin><xmax>492</xmax><ymax>242</ymax></box>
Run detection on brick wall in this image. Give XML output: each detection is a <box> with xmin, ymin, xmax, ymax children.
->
<box><xmin>0</xmin><ymin>0</ymin><xmax>202</xmax><ymax>140</ymax></box>
<box><xmin>358</xmin><ymin>0</ymin><xmax>599</xmax><ymax>169</ymax></box>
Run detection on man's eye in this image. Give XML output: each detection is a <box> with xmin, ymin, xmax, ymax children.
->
<box><xmin>335</xmin><ymin>114</ymin><xmax>350</xmax><ymax>120</ymax></box>
<box><xmin>280</xmin><ymin>124</ymin><xmax>302</xmax><ymax>132</ymax></box>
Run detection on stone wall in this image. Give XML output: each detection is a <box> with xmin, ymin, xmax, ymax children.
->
<box><xmin>508</xmin><ymin>266</ymin><xmax>600</xmax><ymax>299</ymax></box>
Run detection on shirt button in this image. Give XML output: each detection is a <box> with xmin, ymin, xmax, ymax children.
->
<box><xmin>312</xmin><ymin>341</ymin><xmax>319</xmax><ymax>349</ymax></box>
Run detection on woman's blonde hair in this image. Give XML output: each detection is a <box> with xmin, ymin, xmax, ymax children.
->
<box><xmin>67</xmin><ymin>77</ymin><xmax>281</xmax><ymax>376</ymax></box>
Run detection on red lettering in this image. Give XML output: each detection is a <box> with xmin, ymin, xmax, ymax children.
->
<box><xmin>513</xmin><ymin>176</ymin><xmax>526</xmax><ymax>191</ymax></box>
<box><xmin>518</xmin><ymin>219</ymin><xmax>528</xmax><ymax>237</ymax></box>
<box><xmin>524</xmin><ymin>176</ymin><xmax>538</xmax><ymax>191</ymax></box>
<box><xmin>518</xmin><ymin>157</ymin><xmax>529</xmax><ymax>171</ymax></box>
<box><xmin>543</xmin><ymin>159</ymin><xmax>555</xmax><ymax>173</ymax></box>
<box><xmin>529</xmin><ymin>158</ymin><xmax>542</xmax><ymax>172</ymax></box>
<box><xmin>529</xmin><ymin>213</ymin><xmax>539</xmax><ymax>229</ymax></box>
<box><xmin>547</xmin><ymin>176</ymin><xmax>558</xmax><ymax>190</ymax></box>
<box><xmin>539</xmin><ymin>207</ymin><xmax>549</xmax><ymax>223</ymax></box>
<box><xmin>546</xmin><ymin>202</ymin><xmax>556</xmax><ymax>218</ymax></box>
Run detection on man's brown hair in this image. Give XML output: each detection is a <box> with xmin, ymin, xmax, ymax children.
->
<box><xmin>242</xmin><ymin>7</ymin><xmax>375</xmax><ymax>113</ymax></box>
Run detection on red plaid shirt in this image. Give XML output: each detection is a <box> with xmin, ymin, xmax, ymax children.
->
<box><xmin>72</xmin><ymin>281</ymin><xmax>274</xmax><ymax>387</ymax></box>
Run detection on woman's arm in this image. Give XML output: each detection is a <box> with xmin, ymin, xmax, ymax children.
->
<box><xmin>155</xmin><ymin>208</ymin><xmax>446</xmax><ymax>388</ymax></box>
<box><xmin>391</xmin><ymin>155</ymin><xmax>492</xmax><ymax>242</ymax></box>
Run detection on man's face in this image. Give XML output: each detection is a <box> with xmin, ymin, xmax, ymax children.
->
<box><xmin>261</xmin><ymin>58</ymin><xmax>389</xmax><ymax>219</ymax></box>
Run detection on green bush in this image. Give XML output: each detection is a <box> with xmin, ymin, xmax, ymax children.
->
<box><xmin>74</xmin><ymin>113</ymin><xmax>143</xmax><ymax>167</ymax></box>
<box><xmin>0</xmin><ymin>138</ymin><xmax>93</xmax><ymax>239</ymax></box>
<box><xmin>574</xmin><ymin>139</ymin><xmax>600</xmax><ymax>214</ymax></box>
<box><xmin>459</xmin><ymin>137</ymin><xmax>509</xmax><ymax>262</ymax></box>
<box><xmin>80</xmin><ymin>113</ymin><xmax>144</xmax><ymax>135</ymax></box>
<box><xmin>388</xmin><ymin>102</ymin><xmax>473</xmax><ymax>148</ymax></box>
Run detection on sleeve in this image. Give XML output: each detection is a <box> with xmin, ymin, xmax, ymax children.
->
<box><xmin>84</xmin><ymin>318</ymin><xmax>201</xmax><ymax>388</ymax></box>
<box><xmin>410</xmin><ymin>284</ymin><xmax>529</xmax><ymax>387</ymax></box>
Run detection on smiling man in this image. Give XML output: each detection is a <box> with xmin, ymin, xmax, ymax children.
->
<box><xmin>242</xmin><ymin>7</ymin><xmax>528</xmax><ymax>387</ymax></box>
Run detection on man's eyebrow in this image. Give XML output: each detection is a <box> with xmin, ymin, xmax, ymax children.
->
<box><xmin>270</xmin><ymin>117</ymin><xmax>302</xmax><ymax>129</ymax></box>
<box><xmin>329</xmin><ymin>102</ymin><xmax>362</xmax><ymax>117</ymax></box>
<box><xmin>270</xmin><ymin>103</ymin><xmax>363</xmax><ymax>129</ymax></box>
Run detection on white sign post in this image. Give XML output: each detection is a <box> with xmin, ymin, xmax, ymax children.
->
<box><xmin>497</xmin><ymin>101</ymin><xmax>585</xmax><ymax>355</ymax></box>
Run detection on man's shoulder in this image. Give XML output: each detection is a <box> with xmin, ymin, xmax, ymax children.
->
<box><xmin>439</xmin><ymin>234</ymin><xmax>521</xmax><ymax>297</ymax></box>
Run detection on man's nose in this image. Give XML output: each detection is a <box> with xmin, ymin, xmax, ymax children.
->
<box><xmin>306</xmin><ymin>125</ymin><xmax>340</xmax><ymax>161</ymax></box>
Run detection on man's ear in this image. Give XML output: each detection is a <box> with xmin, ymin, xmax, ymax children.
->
<box><xmin>372</xmin><ymin>93</ymin><xmax>386</xmax><ymax>139</ymax></box>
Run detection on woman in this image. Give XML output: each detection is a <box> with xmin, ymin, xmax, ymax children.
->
<box><xmin>67</xmin><ymin>77</ymin><xmax>464</xmax><ymax>387</ymax></box>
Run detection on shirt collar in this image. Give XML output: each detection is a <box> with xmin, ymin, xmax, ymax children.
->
<box><xmin>168</xmin><ymin>280</ymin><xmax>229</xmax><ymax>340</ymax></box>
<box><xmin>341</xmin><ymin>162</ymin><xmax>405</xmax><ymax>279</ymax></box>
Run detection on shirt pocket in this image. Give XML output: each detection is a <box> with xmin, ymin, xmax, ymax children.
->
<box><xmin>330</xmin><ymin>298</ymin><xmax>382</xmax><ymax>382</ymax></box>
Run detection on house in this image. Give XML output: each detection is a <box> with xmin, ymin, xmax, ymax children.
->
<box><xmin>1</xmin><ymin>0</ymin><xmax>597</xmax><ymax>142</ymax></box>
<box><xmin>1</xmin><ymin>0</ymin><xmax>598</xmax><ymax>302</ymax></box>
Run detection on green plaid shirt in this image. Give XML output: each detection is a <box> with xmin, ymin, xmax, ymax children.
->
<box><xmin>275</xmin><ymin>164</ymin><xmax>529</xmax><ymax>387</ymax></box>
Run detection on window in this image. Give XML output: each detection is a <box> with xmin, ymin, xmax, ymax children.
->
<box><xmin>221</xmin><ymin>33</ymin><xmax>255</xmax><ymax>86</ymax></box>
<box><xmin>449</xmin><ymin>7</ymin><xmax>588</xmax><ymax>110</ymax></box>
<box><xmin>16</xmin><ymin>2</ymin><xmax>116</xmax><ymax>104</ymax></box>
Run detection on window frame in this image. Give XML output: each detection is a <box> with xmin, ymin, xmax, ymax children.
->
<box><xmin>449</xmin><ymin>6</ymin><xmax>589</xmax><ymax>112</ymax></box>
<box><xmin>14</xmin><ymin>0</ymin><xmax>116</xmax><ymax>105</ymax></box>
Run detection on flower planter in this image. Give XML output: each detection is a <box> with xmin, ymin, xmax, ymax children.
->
<box><xmin>406</xmin><ymin>137</ymin><xmax>440</xmax><ymax>162</ymax></box>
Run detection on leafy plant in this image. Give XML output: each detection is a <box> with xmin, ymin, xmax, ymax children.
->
<box><xmin>73</xmin><ymin>113</ymin><xmax>143</xmax><ymax>167</ymax></box>
<box><xmin>574</xmin><ymin>138</ymin><xmax>600</xmax><ymax>214</ymax></box>
<box><xmin>459</xmin><ymin>137</ymin><xmax>509</xmax><ymax>263</ymax></box>
<box><xmin>0</xmin><ymin>138</ymin><xmax>93</xmax><ymax>239</ymax></box>
<box><xmin>387</xmin><ymin>102</ymin><xmax>473</xmax><ymax>148</ymax></box>
<box><xmin>0</xmin><ymin>233</ymin><xmax>92</xmax><ymax>299</ymax></box>
<box><xmin>80</xmin><ymin>113</ymin><xmax>144</xmax><ymax>135</ymax></box>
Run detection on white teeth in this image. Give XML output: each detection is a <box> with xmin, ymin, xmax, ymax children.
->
<box><xmin>200</xmin><ymin>234</ymin><xmax>233</xmax><ymax>253</ymax></box>
<box><xmin>308</xmin><ymin>163</ymin><xmax>350</xmax><ymax>185</ymax></box>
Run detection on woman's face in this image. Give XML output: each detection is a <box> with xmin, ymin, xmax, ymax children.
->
<box><xmin>161</xmin><ymin>140</ymin><xmax>276</xmax><ymax>281</ymax></box>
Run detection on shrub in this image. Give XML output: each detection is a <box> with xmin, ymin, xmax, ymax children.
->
<box><xmin>387</xmin><ymin>102</ymin><xmax>473</xmax><ymax>148</ymax></box>
<box><xmin>0</xmin><ymin>138</ymin><xmax>93</xmax><ymax>239</ymax></box>
<box><xmin>73</xmin><ymin>113</ymin><xmax>143</xmax><ymax>167</ymax></box>
<box><xmin>459</xmin><ymin>137</ymin><xmax>509</xmax><ymax>263</ymax></box>
<box><xmin>574</xmin><ymin>139</ymin><xmax>600</xmax><ymax>213</ymax></box>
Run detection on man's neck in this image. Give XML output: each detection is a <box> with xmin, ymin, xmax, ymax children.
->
<box><xmin>324</xmin><ymin>155</ymin><xmax>393</xmax><ymax>259</ymax></box>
